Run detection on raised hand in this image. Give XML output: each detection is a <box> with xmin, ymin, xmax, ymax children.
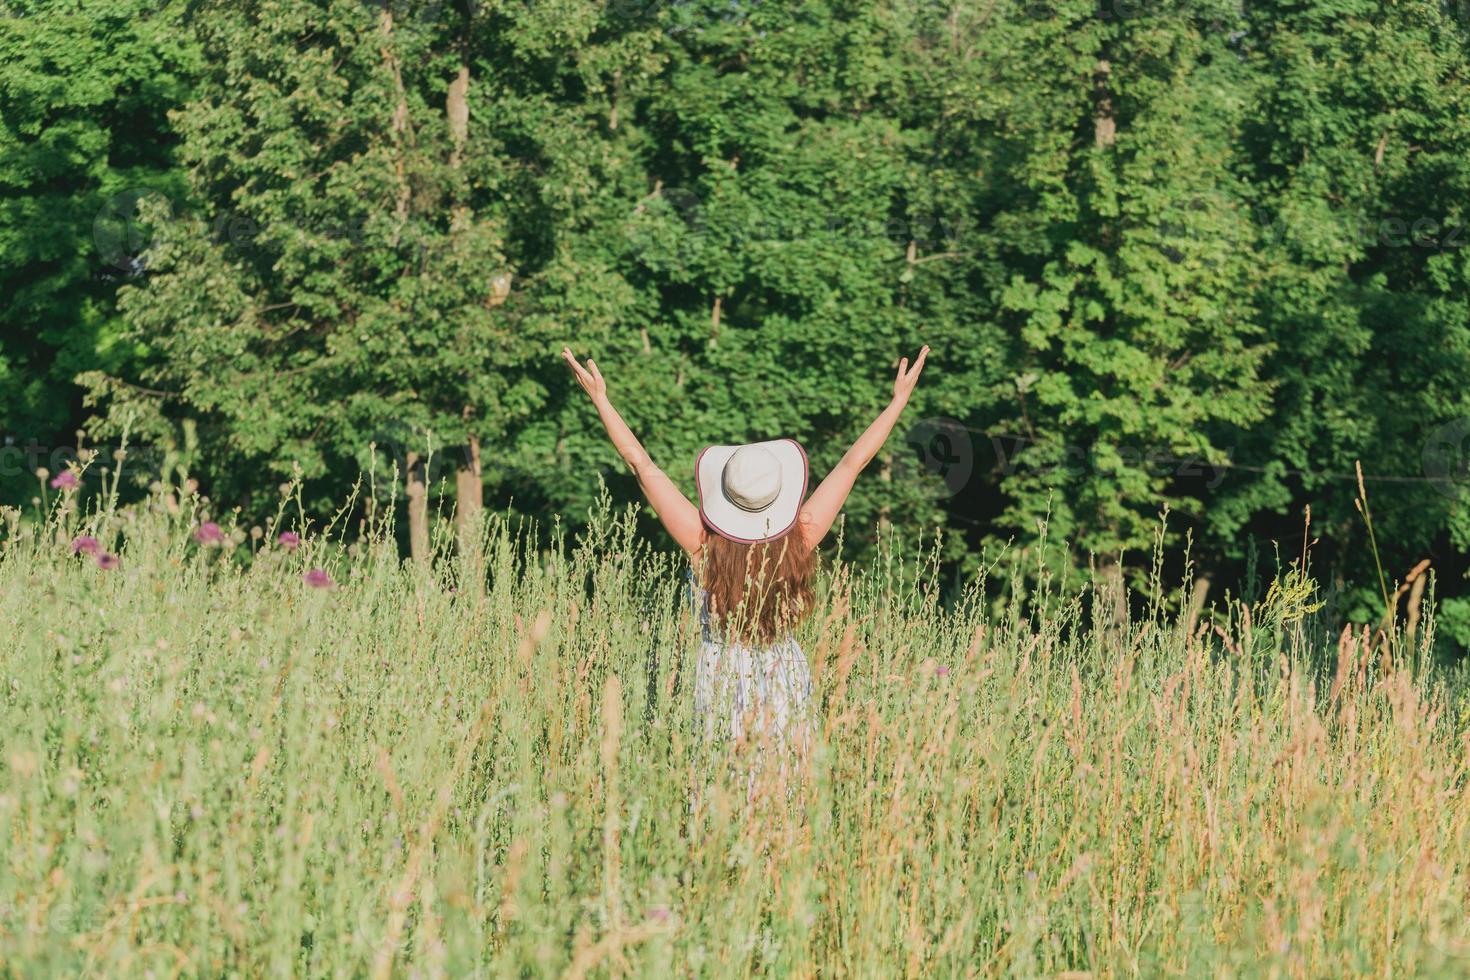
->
<box><xmin>892</xmin><ymin>345</ymin><xmax>930</xmax><ymax>404</ymax></box>
<box><xmin>559</xmin><ymin>347</ymin><xmax>703</xmax><ymax>554</ymax></box>
<box><xmin>561</xmin><ymin>347</ymin><xmax>608</xmax><ymax>406</ymax></box>
<box><xmin>799</xmin><ymin>344</ymin><xmax>933</xmax><ymax>551</ymax></box>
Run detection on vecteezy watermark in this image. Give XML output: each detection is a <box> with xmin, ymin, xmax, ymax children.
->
<box><xmin>889</xmin><ymin>422</ymin><xmax>1235</xmax><ymax>497</ymax></box>
<box><xmin>3</xmin><ymin>424</ymin><xmax>485</xmax><ymax>495</ymax></box>
<box><xmin>603</xmin><ymin>0</ymin><xmax>669</xmax><ymax>20</ymax></box>
<box><xmin>1258</xmin><ymin>210</ymin><xmax>1469</xmax><ymax>252</ymax></box>
<box><xmin>1422</xmin><ymin>417</ymin><xmax>1470</xmax><ymax>499</ymax></box>
<box><xmin>359</xmin><ymin>0</ymin><xmax>479</xmax><ymax>26</ymax></box>
<box><xmin>0</xmin><ymin>897</ymin><xmax>109</xmax><ymax>937</ymax></box>
<box><xmin>92</xmin><ymin>188</ymin><xmax>380</xmax><ymax>274</ymax></box>
<box><xmin>1165</xmin><ymin>189</ymin><xmax>1470</xmax><ymax>255</ymax></box>
<box><xmin>985</xmin><ymin>433</ymin><xmax>1233</xmax><ymax>489</ymax></box>
<box><xmin>622</xmin><ymin>183</ymin><xmax>966</xmax><ymax>263</ymax></box>
<box><xmin>1017</xmin><ymin>0</ymin><xmax>1165</xmax><ymax>21</ymax></box>
<box><xmin>360</xmin><ymin>420</ymin><xmax>482</xmax><ymax>489</ymax></box>
<box><xmin>0</xmin><ymin>438</ymin><xmax>150</xmax><ymax>481</ymax></box>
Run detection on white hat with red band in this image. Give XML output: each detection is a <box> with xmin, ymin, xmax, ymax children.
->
<box><xmin>695</xmin><ymin>438</ymin><xmax>808</xmax><ymax>544</ymax></box>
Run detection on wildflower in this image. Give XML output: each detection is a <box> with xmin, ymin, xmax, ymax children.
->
<box><xmin>936</xmin><ymin>664</ymin><xmax>950</xmax><ymax>678</ymax></box>
<box><xmin>49</xmin><ymin>471</ymin><xmax>78</xmax><ymax>490</ymax></box>
<box><xmin>303</xmin><ymin>568</ymin><xmax>333</xmax><ymax>589</ymax></box>
<box><xmin>70</xmin><ymin>536</ymin><xmax>100</xmax><ymax>556</ymax></box>
<box><xmin>277</xmin><ymin>531</ymin><xmax>301</xmax><ymax>551</ymax></box>
<box><xmin>649</xmin><ymin>905</ymin><xmax>672</xmax><ymax>923</ymax></box>
<box><xmin>96</xmin><ymin>553</ymin><xmax>120</xmax><ymax>571</ymax></box>
<box><xmin>194</xmin><ymin>521</ymin><xmax>225</xmax><ymax>545</ymax></box>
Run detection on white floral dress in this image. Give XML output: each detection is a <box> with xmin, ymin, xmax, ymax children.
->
<box><xmin>688</xmin><ymin>572</ymin><xmax>812</xmax><ymax>752</ymax></box>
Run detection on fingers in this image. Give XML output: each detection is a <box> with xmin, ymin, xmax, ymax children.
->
<box><xmin>911</xmin><ymin>345</ymin><xmax>929</xmax><ymax>376</ymax></box>
<box><xmin>561</xmin><ymin>348</ymin><xmax>591</xmax><ymax>380</ymax></box>
<box><xmin>893</xmin><ymin>345</ymin><xmax>929</xmax><ymax>394</ymax></box>
<box><xmin>561</xmin><ymin>349</ymin><xmax>608</xmax><ymax>401</ymax></box>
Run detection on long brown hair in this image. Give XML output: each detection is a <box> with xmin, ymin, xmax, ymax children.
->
<box><xmin>699</xmin><ymin>530</ymin><xmax>815</xmax><ymax>646</ymax></box>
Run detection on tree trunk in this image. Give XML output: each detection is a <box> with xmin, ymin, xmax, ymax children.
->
<box><xmin>1183</xmin><ymin>574</ymin><xmax>1211</xmax><ymax>639</ymax></box>
<box><xmin>1093</xmin><ymin>59</ymin><xmax>1116</xmax><ymax>149</ymax></box>
<box><xmin>455</xmin><ymin>433</ymin><xmax>482</xmax><ymax>552</ymax></box>
<box><xmin>377</xmin><ymin>9</ymin><xmax>414</xmax><ymax>237</ymax></box>
<box><xmin>406</xmin><ymin>450</ymin><xmax>429</xmax><ymax>564</ymax></box>
<box><xmin>445</xmin><ymin>56</ymin><xmax>484</xmax><ymax>583</ymax></box>
<box><xmin>1098</xmin><ymin>557</ymin><xmax>1128</xmax><ymax>634</ymax></box>
<box><xmin>446</xmin><ymin>62</ymin><xmax>470</xmax><ymax>237</ymax></box>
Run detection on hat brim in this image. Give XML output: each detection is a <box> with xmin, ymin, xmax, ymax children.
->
<box><xmin>695</xmin><ymin>439</ymin><xmax>808</xmax><ymax>544</ymax></box>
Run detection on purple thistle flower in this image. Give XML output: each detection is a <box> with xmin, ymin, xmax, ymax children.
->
<box><xmin>96</xmin><ymin>553</ymin><xmax>120</xmax><ymax>571</ymax></box>
<box><xmin>277</xmin><ymin>530</ymin><xmax>301</xmax><ymax>551</ymax></box>
<box><xmin>194</xmin><ymin>521</ymin><xmax>225</xmax><ymax>545</ymax></box>
<box><xmin>935</xmin><ymin>664</ymin><xmax>951</xmax><ymax>678</ymax></box>
<box><xmin>71</xmin><ymin>535</ymin><xmax>100</xmax><ymax>556</ymax></box>
<box><xmin>49</xmin><ymin>471</ymin><xmax>79</xmax><ymax>490</ymax></box>
<box><xmin>303</xmin><ymin>568</ymin><xmax>333</xmax><ymax>589</ymax></box>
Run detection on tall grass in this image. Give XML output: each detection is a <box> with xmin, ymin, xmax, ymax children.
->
<box><xmin>3</xmin><ymin>482</ymin><xmax>1470</xmax><ymax>976</ymax></box>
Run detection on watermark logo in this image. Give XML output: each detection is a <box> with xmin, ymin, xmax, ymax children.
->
<box><xmin>364</xmin><ymin>421</ymin><xmax>450</xmax><ymax>488</ymax></box>
<box><xmin>659</xmin><ymin>185</ymin><xmax>707</xmax><ymax>237</ymax></box>
<box><xmin>362</xmin><ymin>421</ymin><xmax>487</xmax><ymax>495</ymax></box>
<box><xmin>1422</xmin><ymin>417</ymin><xmax>1470</xmax><ymax>499</ymax></box>
<box><xmin>93</xmin><ymin>188</ymin><xmax>175</xmax><ymax>273</ymax></box>
<box><xmin>605</xmin><ymin>0</ymin><xmax>668</xmax><ymax>20</ymax></box>
<box><xmin>360</xmin><ymin>0</ymin><xmax>473</xmax><ymax>26</ymax></box>
<box><xmin>895</xmin><ymin>417</ymin><xmax>974</xmax><ymax>500</ymax></box>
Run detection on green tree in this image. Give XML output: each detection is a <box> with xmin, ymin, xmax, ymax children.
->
<box><xmin>80</xmin><ymin>0</ymin><xmax>677</xmax><ymax>560</ymax></box>
<box><xmin>0</xmin><ymin>0</ymin><xmax>195</xmax><ymax>496</ymax></box>
<box><xmin>45</xmin><ymin>0</ymin><xmax>1470</xmax><ymax>638</ymax></box>
<box><xmin>1212</xmin><ymin>0</ymin><xmax>1470</xmax><ymax>618</ymax></box>
<box><xmin>556</xmin><ymin>0</ymin><xmax>968</xmax><ymax>559</ymax></box>
<box><xmin>959</xmin><ymin>0</ymin><xmax>1271</xmax><ymax>584</ymax></box>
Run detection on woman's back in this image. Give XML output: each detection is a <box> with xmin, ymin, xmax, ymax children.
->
<box><xmin>688</xmin><ymin>572</ymin><xmax>812</xmax><ymax>748</ymax></box>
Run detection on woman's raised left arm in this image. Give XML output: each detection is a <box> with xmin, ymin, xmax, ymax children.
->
<box><xmin>798</xmin><ymin>345</ymin><xmax>929</xmax><ymax>550</ymax></box>
<box><xmin>562</xmin><ymin>348</ymin><xmax>704</xmax><ymax>556</ymax></box>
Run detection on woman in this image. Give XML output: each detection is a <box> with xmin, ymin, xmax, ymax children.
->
<box><xmin>561</xmin><ymin>345</ymin><xmax>929</xmax><ymax>762</ymax></box>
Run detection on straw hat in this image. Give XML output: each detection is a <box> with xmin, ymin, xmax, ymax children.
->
<box><xmin>695</xmin><ymin>439</ymin><xmax>808</xmax><ymax>543</ymax></box>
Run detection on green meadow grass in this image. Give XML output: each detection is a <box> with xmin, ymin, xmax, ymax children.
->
<box><xmin>3</xmin><ymin>484</ymin><xmax>1470</xmax><ymax>977</ymax></box>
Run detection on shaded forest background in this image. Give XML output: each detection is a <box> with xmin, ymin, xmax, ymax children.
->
<box><xmin>4</xmin><ymin>0</ymin><xmax>1470</xmax><ymax>642</ymax></box>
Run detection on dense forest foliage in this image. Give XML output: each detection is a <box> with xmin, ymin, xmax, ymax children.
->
<box><xmin>4</xmin><ymin>0</ymin><xmax>1470</xmax><ymax>636</ymax></box>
